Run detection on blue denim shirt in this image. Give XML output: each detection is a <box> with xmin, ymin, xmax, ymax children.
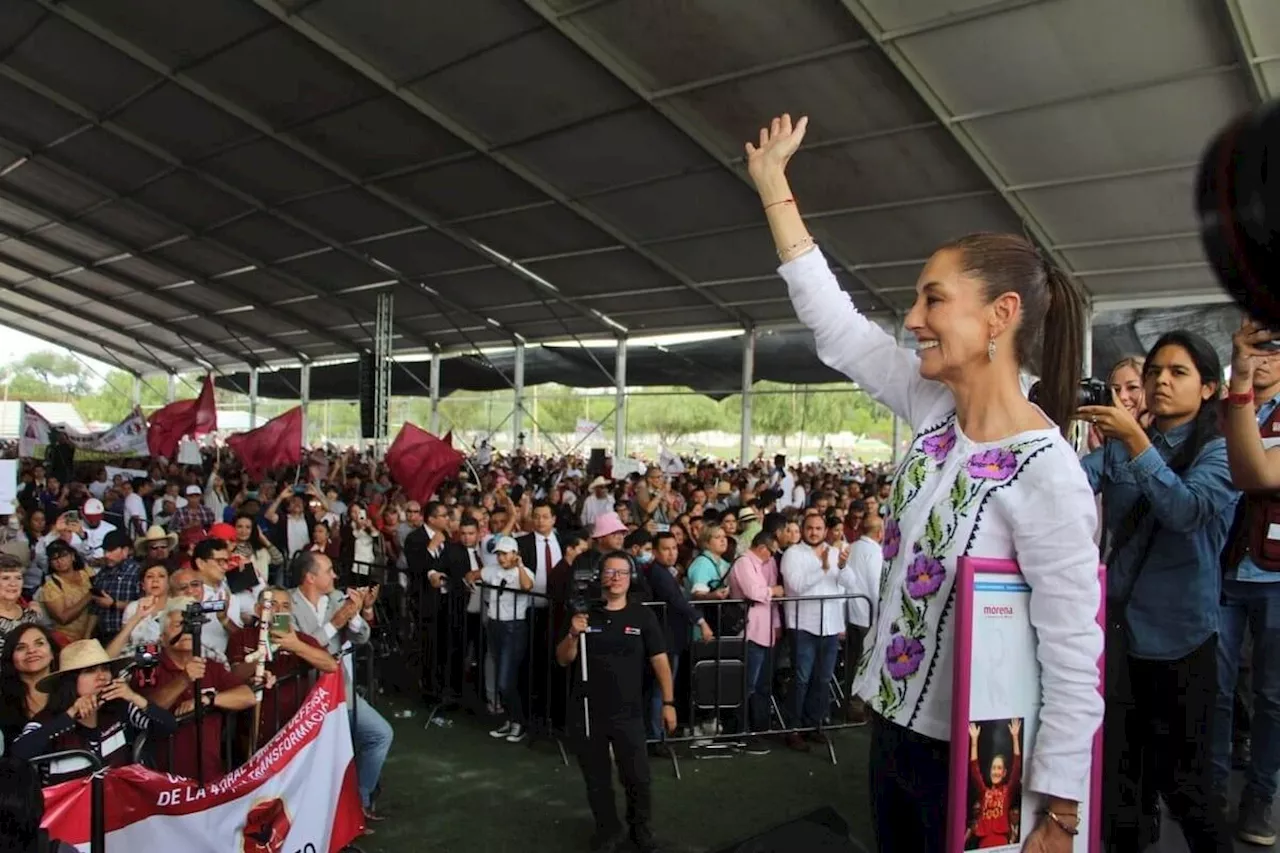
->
<box><xmin>1080</xmin><ymin>426</ymin><xmax>1239</xmax><ymax>660</ymax></box>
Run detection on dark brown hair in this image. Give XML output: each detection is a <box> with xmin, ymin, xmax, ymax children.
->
<box><xmin>940</xmin><ymin>233</ymin><xmax>1087</xmax><ymax>435</ymax></box>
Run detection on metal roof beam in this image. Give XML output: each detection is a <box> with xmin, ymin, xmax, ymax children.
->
<box><xmin>0</xmin><ymin>192</ymin><xmax>267</xmax><ymax>366</ymax></box>
<box><xmin>833</xmin><ymin>0</ymin><xmax>1086</xmax><ymax>292</ymax></box>
<box><xmin>0</xmin><ymin>255</ymin><xmax>203</xmax><ymax>370</ymax></box>
<box><xmin>877</xmin><ymin>0</ymin><xmax>1060</xmax><ymax>43</ymax></box>
<box><xmin>519</xmin><ymin>0</ymin><xmax>902</xmax><ymax>318</ymax></box>
<box><xmin>0</xmin><ymin>315</ymin><xmax>158</xmax><ymax>376</ymax></box>
<box><xmin>1216</xmin><ymin>0</ymin><xmax>1271</xmax><ymax>103</ymax></box>
<box><xmin>35</xmin><ymin>0</ymin><xmax>601</xmax><ymax>346</ymax></box>
<box><xmin>0</xmin><ymin>130</ymin><xmax>368</xmax><ymax>358</ymax></box>
<box><xmin>0</xmin><ymin>290</ymin><xmax>177</xmax><ymax>374</ymax></box>
<box><xmin>0</xmin><ymin>61</ymin><xmax>438</xmax><ymax>356</ymax></box>
<box><xmin>649</xmin><ymin>40</ymin><xmax>872</xmax><ymax>100</ymax></box>
<box><xmin>249</xmin><ymin>0</ymin><xmax>750</xmax><ymax>329</ymax></box>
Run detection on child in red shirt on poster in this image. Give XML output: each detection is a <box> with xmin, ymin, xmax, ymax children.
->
<box><xmin>968</xmin><ymin>718</ymin><xmax>1023</xmax><ymax>848</ymax></box>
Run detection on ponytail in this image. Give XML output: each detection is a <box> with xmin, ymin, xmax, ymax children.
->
<box><xmin>1035</xmin><ymin>265</ymin><xmax>1087</xmax><ymax>437</ymax></box>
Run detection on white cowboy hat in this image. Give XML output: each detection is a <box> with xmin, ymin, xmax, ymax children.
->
<box><xmin>134</xmin><ymin>524</ymin><xmax>179</xmax><ymax>556</ymax></box>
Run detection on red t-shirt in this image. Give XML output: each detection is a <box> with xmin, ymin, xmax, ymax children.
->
<box><xmin>226</xmin><ymin>623</ymin><xmax>323</xmax><ymax>748</ymax></box>
<box><xmin>970</xmin><ymin>755</ymin><xmax>1022</xmax><ymax>846</ymax></box>
<box><xmin>138</xmin><ymin>655</ymin><xmax>240</xmax><ymax>785</ymax></box>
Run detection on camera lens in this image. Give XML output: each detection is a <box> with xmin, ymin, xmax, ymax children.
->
<box><xmin>1197</xmin><ymin>102</ymin><xmax>1280</xmax><ymax>328</ymax></box>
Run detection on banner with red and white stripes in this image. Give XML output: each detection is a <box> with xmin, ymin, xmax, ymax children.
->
<box><xmin>42</xmin><ymin>670</ymin><xmax>364</xmax><ymax>853</ymax></box>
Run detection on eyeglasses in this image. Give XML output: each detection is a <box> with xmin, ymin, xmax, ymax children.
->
<box><xmin>177</xmin><ymin>580</ymin><xmax>203</xmax><ymax>590</ymax></box>
<box><xmin>148</xmin><ymin>544</ymin><xmax>168</xmax><ymax>551</ymax></box>
<box><xmin>601</xmin><ymin>569</ymin><xmax>628</xmax><ymax>579</ymax></box>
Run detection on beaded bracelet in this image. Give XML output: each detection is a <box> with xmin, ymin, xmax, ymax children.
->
<box><xmin>777</xmin><ymin>236</ymin><xmax>816</xmax><ymax>263</ymax></box>
<box><xmin>763</xmin><ymin>198</ymin><xmax>795</xmax><ymax>211</ymax></box>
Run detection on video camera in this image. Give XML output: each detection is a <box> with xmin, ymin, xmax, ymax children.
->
<box><xmin>569</xmin><ymin>559</ymin><xmax>602</xmax><ymax>617</ymax></box>
<box><xmin>117</xmin><ymin>642</ymin><xmax>162</xmax><ymax>681</ymax></box>
<box><xmin>179</xmin><ymin>598</ymin><xmax>226</xmax><ymax>655</ymax></box>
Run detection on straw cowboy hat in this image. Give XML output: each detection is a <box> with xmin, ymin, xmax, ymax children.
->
<box><xmin>37</xmin><ymin>639</ymin><xmax>129</xmax><ymax>693</ymax></box>
<box><xmin>588</xmin><ymin>476</ymin><xmax>611</xmax><ymax>490</ymax></box>
<box><xmin>135</xmin><ymin>524</ymin><xmax>179</xmax><ymax>556</ymax></box>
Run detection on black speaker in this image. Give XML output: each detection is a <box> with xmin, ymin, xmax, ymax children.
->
<box><xmin>709</xmin><ymin>807</ymin><xmax>867</xmax><ymax>853</ymax></box>
<box><xmin>587</xmin><ymin>447</ymin><xmax>607</xmax><ymax>480</ymax></box>
<box><xmin>358</xmin><ymin>353</ymin><xmax>376</xmax><ymax>439</ymax></box>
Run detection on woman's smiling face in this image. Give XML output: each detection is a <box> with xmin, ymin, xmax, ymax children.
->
<box><xmin>905</xmin><ymin>248</ymin><xmax>1011</xmax><ymax>384</ymax></box>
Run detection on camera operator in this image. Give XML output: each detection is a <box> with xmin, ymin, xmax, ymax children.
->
<box><xmin>138</xmin><ymin>598</ymin><xmax>256</xmax><ymax>783</ymax></box>
<box><xmin>1079</xmin><ymin>331</ymin><xmax>1237</xmax><ymax>852</ymax></box>
<box><xmin>555</xmin><ymin>551</ymin><xmax>675</xmax><ymax>853</ymax></box>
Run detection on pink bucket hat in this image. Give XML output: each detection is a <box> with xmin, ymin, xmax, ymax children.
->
<box><xmin>590</xmin><ymin>511</ymin><xmax>627</xmax><ymax>539</ymax></box>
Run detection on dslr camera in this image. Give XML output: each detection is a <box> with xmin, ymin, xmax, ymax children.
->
<box><xmin>1028</xmin><ymin>377</ymin><xmax>1111</xmax><ymax>409</ymax></box>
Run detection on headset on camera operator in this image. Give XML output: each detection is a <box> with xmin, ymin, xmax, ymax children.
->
<box><xmin>555</xmin><ymin>550</ymin><xmax>674</xmax><ymax>853</ymax></box>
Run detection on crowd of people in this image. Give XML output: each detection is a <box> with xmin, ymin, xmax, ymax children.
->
<box><xmin>0</xmin><ymin>111</ymin><xmax>1276</xmax><ymax>853</ymax></box>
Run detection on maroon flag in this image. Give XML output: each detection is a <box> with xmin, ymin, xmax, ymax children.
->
<box><xmin>385</xmin><ymin>423</ymin><xmax>463</xmax><ymax>504</ymax></box>
<box><xmin>147</xmin><ymin>376</ymin><xmax>217</xmax><ymax>459</ymax></box>
<box><xmin>226</xmin><ymin>407</ymin><xmax>303</xmax><ymax>479</ymax></box>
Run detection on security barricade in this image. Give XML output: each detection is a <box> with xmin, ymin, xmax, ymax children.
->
<box><xmin>411</xmin><ymin>577</ymin><xmax>872</xmax><ymax>779</ymax></box>
<box><xmin>29</xmin><ymin>749</ymin><xmax>106</xmax><ymax>853</ymax></box>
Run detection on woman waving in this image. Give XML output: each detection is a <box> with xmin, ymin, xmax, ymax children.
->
<box><xmin>747</xmin><ymin>114</ymin><xmax>1103</xmax><ymax>853</ymax></box>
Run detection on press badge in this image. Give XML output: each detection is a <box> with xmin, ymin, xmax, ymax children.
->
<box><xmin>624</xmin><ymin>626</ymin><xmax>641</xmax><ymax>636</ymax></box>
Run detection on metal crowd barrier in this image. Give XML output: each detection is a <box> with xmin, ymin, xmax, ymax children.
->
<box><xmin>408</xmin><ymin>573</ymin><xmax>872</xmax><ymax>779</ymax></box>
<box><xmin>29</xmin><ymin>749</ymin><xmax>105</xmax><ymax>853</ymax></box>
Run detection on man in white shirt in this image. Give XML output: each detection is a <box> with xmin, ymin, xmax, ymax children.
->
<box><xmin>780</xmin><ymin>512</ymin><xmax>857</xmax><ymax>750</ymax></box>
<box><xmin>843</xmin><ymin>514</ymin><xmax>884</xmax><ymax>726</ymax></box>
<box><xmin>122</xmin><ymin>478</ymin><xmax>150</xmax><ymax>537</ymax></box>
<box><xmin>79</xmin><ymin>500</ymin><xmax>116</xmax><ymax>564</ymax></box>
<box><xmin>192</xmin><ymin>537</ymin><xmax>241</xmax><ymax>659</ymax></box>
<box><xmin>768</xmin><ymin>455</ymin><xmax>798</xmax><ymax>511</ymax></box>
<box><xmin>481</xmin><ymin>536</ymin><xmax>534</xmax><ymax>743</ymax></box>
<box><xmin>579</xmin><ymin>477</ymin><xmax>615</xmax><ymax>528</ymax></box>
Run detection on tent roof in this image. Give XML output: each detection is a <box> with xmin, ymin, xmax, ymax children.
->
<box><xmin>0</xmin><ymin>0</ymin><xmax>1266</xmax><ymax>380</ymax></box>
<box><xmin>216</xmin><ymin>301</ymin><xmax>1247</xmax><ymax>401</ymax></box>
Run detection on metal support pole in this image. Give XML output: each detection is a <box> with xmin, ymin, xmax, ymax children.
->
<box><xmin>512</xmin><ymin>341</ymin><xmax>525</xmax><ymax>453</ymax></box>
<box><xmin>1082</xmin><ymin>304</ymin><xmax>1095</xmax><ymax>378</ymax></box>
<box><xmin>374</xmin><ymin>292</ymin><xmax>394</xmax><ymax>456</ymax></box>
<box><xmin>299</xmin><ymin>363</ymin><xmax>311</xmax><ymax>446</ymax></box>
<box><xmin>614</xmin><ymin>337</ymin><xmax>628</xmax><ymax>460</ymax></box>
<box><xmin>890</xmin><ymin>324</ymin><xmax>903</xmax><ymax>464</ymax></box>
<box><xmin>166</xmin><ymin>373</ymin><xmax>176</xmax><ymax>403</ymax></box>
<box><xmin>740</xmin><ymin>328</ymin><xmax>755</xmax><ymax>464</ymax></box>
<box><xmin>428</xmin><ymin>352</ymin><xmax>442</xmax><ymax>434</ymax></box>
<box><xmin>248</xmin><ymin>368</ymin><xmax>259</xmax><ymax>428</ymax></box>
<box><xmin>131</xmin><ymin>374</ymin><xmax>142</xmax><ymax>407</ymax></box>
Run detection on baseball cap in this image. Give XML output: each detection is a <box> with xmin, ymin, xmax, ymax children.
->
<box><xmin>209</xmin><ymin>522</ymin><xmax>237</xmax><ymax>542</ymax></box>
<box><xmin>492</xmin><ymin>535</ymin><xmax>519</xmax><ymax>554</ymax></box>
<box><xmin>82</xmin><ymin>498</ymin><xmax>104</xmax><ymax>517</ymax></box>
<box><xmin>184</xmin><ymin>485</ymin><xmax>203</xmax><ymax>496</ymax></box>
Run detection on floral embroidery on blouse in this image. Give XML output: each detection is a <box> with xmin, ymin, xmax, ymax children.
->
<box><xmin>869</xmin><ymin>432</ymin><xmax>1045</xmax><ymax>719</ymax></box>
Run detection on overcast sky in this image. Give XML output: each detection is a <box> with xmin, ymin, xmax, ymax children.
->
<box><xmin>0</xmin><ymin>325</ymin><xmax>114</xmax><ymax>378</ymax></box>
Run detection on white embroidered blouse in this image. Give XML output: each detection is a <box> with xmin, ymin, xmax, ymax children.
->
<box><xmin>781</xmin><ymin>248</ymin><xmax>1104</xmax><ymax>802</ymax></box>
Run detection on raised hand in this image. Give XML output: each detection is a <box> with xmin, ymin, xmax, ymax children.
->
<box><xmin>1009</xmin><ymin>717</ymin><xmax>1021</xmax><ymax>740</ymax></box>
<box><xmin>744</xmin><ymin>114</ymin><xmax>809</xmax><ymax>186</ymax></box>
<box><xmin>969</xmin><ymin>722</ymin><xmax>980</xmax><ymax>741</ymax></box>
<box><xmin>1232</xmin><ymin>317</ymin><xmax>1276</xmax><ymax>384</ymax></box>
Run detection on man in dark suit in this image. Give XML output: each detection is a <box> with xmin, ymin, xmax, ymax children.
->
<box><xmin>405</xmin><ymin>501</ymin><xmax>468</xmax><ymax>705</ymax></box>
<box><xmin>515</xmin><ymin>501</ymin><xmax>567</xmax><ymax>731</ymax></box>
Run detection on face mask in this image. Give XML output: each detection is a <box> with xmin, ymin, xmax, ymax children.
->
<box><xmin>635</xmin><ymin>551</ymin><xmax>653</xmax><ymax>565</ymax></box>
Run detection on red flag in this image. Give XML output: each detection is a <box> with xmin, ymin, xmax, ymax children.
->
<box><xmin>385</xmin><ymin>423</ymin><xmax>463</xmax><ymax>504</ymax></box>
<box><xmin>147</xmin><ymin>376</ymin><xmax>217</xmax><ymax>459</ymax></box>
<box><xmin>226</xmin><ymin>407</ymin><xmax>303</xmax><ymax>479</ymax></box>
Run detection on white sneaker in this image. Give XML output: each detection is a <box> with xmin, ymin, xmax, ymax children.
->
<box><xmin>505</xmin><ymin>724</ymin><xmax>527</xmax><ymax>744</ymax></box>
<box><xmin>488</xmin><ymin>722</ymin><xmax>513</xmax><ymax>739</ymax></box>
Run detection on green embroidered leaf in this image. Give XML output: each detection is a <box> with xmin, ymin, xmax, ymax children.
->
<box><xmin>924</xmin><ymin>510</ymin><xmax>943</xmax><ymax>554</ymax></box>
<box><xmin>899</xmin><ymin>589</ymin><xmax>922</xmax><ymax>632</ymax></box>
<box><xmin>878</xmin><ymin>670</ymin><xmax>895</xmax><ymax>708</ymax></box>
<box><xmin>907</xmin><ymin>456</ymin><xmax>927</xmax><ymax>490</ymax></box>
<box><xmin>949</xmin><ymin>472</ymin><xmax>968</xmax><ymax>508</ymax></box>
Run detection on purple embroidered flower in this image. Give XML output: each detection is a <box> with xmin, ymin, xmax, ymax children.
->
<box><xmin>966</xmin><ymin>448</ymin><xmax>1018</xmax><ymax>481</ymax></box>
<box><xmin>921</xmin><ymin>425</ymin><xmax>957</xmax><ymax>463</ymax></box>
<box><xmin>906</xmin><ymin>553</ymin><xmax>946</xmax><ymax>599</ymax></box>
<box><xmin>885</xmin><ymin>634</ymin><xmax>926</xmax><ymax>680</ymax></box>
<box><xmin>882</xmin><ymin>518</ymin><xmax>901</xmax><ymax>560</ymax></box>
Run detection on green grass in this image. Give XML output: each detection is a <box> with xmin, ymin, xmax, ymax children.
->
<box><xmin>360</xmin><ymin>702</ymin><xmax>875</xmax><ymax>853</ymax></box>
